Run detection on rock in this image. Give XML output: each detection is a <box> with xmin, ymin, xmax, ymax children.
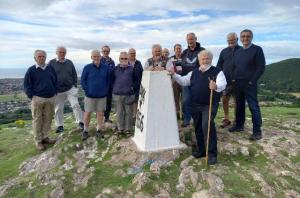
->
<box><xmin>127</xmin><ymin>166</ymin><xmax>143</xmax><ymax>175</ymax></box>
<box><xmin>249</xmin><ymin>171</ymin><xmax>275</xmax><ymax>197</ymax></box>
<box><xmin>135</xmin><ymin>192</ymin><xmax>152</xmax><ymax>198</ymax></box>
<box><xmin>73</xmin><ymin>167</ymin><xmax>94</xmax><ymax>191</ymax></box>
<box><xmin>61</xmin><ymin>156</ymin><xmax>73</xmax><ymax>171</ymax></box>
<box><xmin>240</xmin><ymin>146</ymin><xmax>249</xmax><ymax>156</ymax></box>
<box><xmin>154</xmin><ymin>183</ymin><xmax>171</xmax><ymax>198</ymax></box>
<box><xmin>192</xmin><ymin>190</ymin><xmax>210</xmax><ymax>198</ymax></box>
<box><xmin>132</xmin><ymin>172</ymin><xmax>150</xmax><ymax>191</ymax></box>
<box><xmin>49</xmin><ymin>186</ymin><xmax>64</xmax><ymax>198</ymax></box>
<box><xmin>19</xmin><ymin>149</ymin><xmax>61</xmax><ymax>176</ymax></box>
<box><xmin>177</xmin><ymin>166</ymin><xmax>201</xmax><ymax>193</ymax></box>
<box><xmin>150</xmin><ymin>161</ymin><xmax>161</xmax><ymax>174</ymax></box>
<box><xmin>202</xmin><ymin>172</ymin><xmax>224</xmax><ymax>195</ymax></box>
<box><xmin>0</xmin><ymin>178</ymin><xmax>18</xmax><ymax>197</ymax></box>
<box><xmin>180</xmin><ymin>156</ymin><xmax>194</xmax><ymax>169</ymax></box>
<box><xmin>284</xmin><ymin>189</ymin><xmax>300</xmax><ymax>198</ymax></box>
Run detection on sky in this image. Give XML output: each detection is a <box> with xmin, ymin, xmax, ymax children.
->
<box><xmin>0</xmin><ymin>0</ymin><xmax>300</xmax><ymax>70</ymax></box>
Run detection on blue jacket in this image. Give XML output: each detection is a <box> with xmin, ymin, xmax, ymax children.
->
<box><xmin>111</xmin><ymin>65</ymin><xmax>138</xmax><ymax>95</ymax></box>
<box><xmin>23</xmin><ymin>65</ymin><xmax>58</xmax><ymax>99</ymax></box>
<box><xmin>81</xmin><ymin>61</ymin><xmax>110</xmax><ymax>98</ymax></box>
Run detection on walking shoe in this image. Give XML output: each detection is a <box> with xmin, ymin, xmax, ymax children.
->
<box><xmin>249</xmin><ymin>133</ymin><xmax>262</xmax><ymax>141</ymax></box>
<box><xmin>96</xmin><ymin>130</ymin><xmax>104</xmax><ymax>139</ymax></box>
<box><xmin>42</xmin><ymin>137</ymin><xmax>56</xmax><ymax>145</ymax></box>
<box><xmin>56</xmin><ymin>126</ymin><xmax>64</xmax><ymax>133</ymax></box>
<box><xmin>104</xmin><ymin>119</ymin><xmax>113</xmax><ymax>123</ymax></box>
<box><xmin>220</xmin><ymin>119</ymin><xmax>231</xmax><ymax>128</ymax></box>
<box><xmin>81</xmin><ymin>131</ymin><xmax>89</xmax><ymax>141</ymax></box>
<box><xmin>36</xmin><ymin>142</ymin><xmax>46</xmax><ymax>151</ymax></box>
<box><xmin>228</xmin><ymin>126</ymin><xmax>244</xmax><ymax>132</ymax></box>
<box><xmin>78</xmin><ymin>122</ymin><xmax>84</xmax><ymax>130</ymax></box>
<box><xmin>208</xmin><ymin>157</ymin><xmax>218</xmax><ymax>165</ymax></box>
<box><xmin>192</xmin><ymin>151</ymin><xmax>206</xmax><ymax>159</ymax></box>
<box><xmin>181</xmin><ymin>123</ymin><xmax>190</xmax><ymax>128</ymax></box>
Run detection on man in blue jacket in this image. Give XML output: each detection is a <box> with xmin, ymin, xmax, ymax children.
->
<box><xmin>24</xmin><ymin>49</ymin><xmax>58</xmax><ymax>151</ymax></box>
<box><xmin>229</xmin><ymin>29</ymin><xmax>266</xmax><ymax>141</ymax></box>
<box><xmin>81</xmin><ymin>50</ymin><xmax>111</xmax><ymax>141</ymax></box>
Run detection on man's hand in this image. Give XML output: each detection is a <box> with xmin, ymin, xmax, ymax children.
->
<box><xmin>209</xmin><ymin>80</ymin><xmax>217</xmax><ymax>90</ymax></box>
<box><xmin>167</xmin><ymin>66</ymin><xmax>175</xmax><ymax>76</ymax></box>
<box><xmin>154</xmin><ymin>66</ymin><xmax>165</xmax><ymax>71</ymax></box>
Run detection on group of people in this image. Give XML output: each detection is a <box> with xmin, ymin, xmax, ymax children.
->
<box><xmin>24</xmin><ymin>29</ymin><xmax>265</xmax><ymax>166</ymax></box>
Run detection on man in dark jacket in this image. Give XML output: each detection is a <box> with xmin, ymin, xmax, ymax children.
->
<box><xmin>81</xmin><ymin>50</ymin><xmax>110</xmax><ymax>141</ymax></box>
<box><xmin>49</xmin><ymin>46</ymin><xmax>84</xmax><ymax>133</ymax></box>
<box><xmin>181</xmin><ymin>32</ymin><xmax>205</xmax><ymax>127</ymax></box>
<box><xmin>24</xmin><ymin>49</ymin><xmax>57</xmax><ymax>151</ymax></box>
<box><xmin>229</xmin><ymin>29</ymin><xmax>266</xmax><ymax>141</ymax></box>
<box><xmin>111</xmin><ymin>52</ymin><xmax>139</xmax><ymax>133</ymax></box>
<box><xmin>101</xmin><ymin>45</ymin><xmax>115</xmax><ymax>123</ymax></box>
<box><xmin>216</xmin><ymin>33</ymin><xmax>241</xmax><ymax>128</ymax></box>
<box><xmin>128</xmin><ymin>48</ymin><xmax>143</xmax><ymax>120</ymax></box>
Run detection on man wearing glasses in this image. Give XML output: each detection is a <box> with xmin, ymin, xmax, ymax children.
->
<box><xmin>144</xmin><ymin>44</ymin><xmax>168</xmax><ymax>71</ymax></box>
<box><xmin>111</xmin><ymin>52</ymin><xmax>139</xmax><ymax>133</ymax></box>
<box><xmin>49</xmin><ymin>46</ymin><xmax>84</xmax><ymax>133</ymax></box>
<box><xmin>229</xmin><ymin>29</ymin><xmax>266</xmax><ymax>141</ymax></box>
<box><xmin>101</xmin><ymin>45</ymin><xmax>115</xmax><ymax>123</ymax></box>
<box><xmin>216</xmin><ymin>33</ymin><xmax>241</xmax><ymax>129</ymax></box>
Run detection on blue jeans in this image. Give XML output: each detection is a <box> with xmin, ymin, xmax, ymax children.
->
<box><xmin>235</xmin><ymin>80</ymin><xmax>262</xmax><ymax>134</ymax></box>
<box><xmin>182</xmin><ymin>86</ymin><xmax>192</xmax><ymax>124</ymax></box>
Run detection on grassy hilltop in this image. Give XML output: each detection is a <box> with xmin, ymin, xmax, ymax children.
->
<box><xmin>0</xmin><ymin>106</ymin><xmax>299</xmax><ymax>198</ymax></box>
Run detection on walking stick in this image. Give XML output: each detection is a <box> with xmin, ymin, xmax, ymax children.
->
<box><xmin>205</xmin><ymin>79</ymin><xmax>214</xmax><ymax>168</ymax></box>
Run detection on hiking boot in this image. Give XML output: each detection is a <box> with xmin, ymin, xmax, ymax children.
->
<box><xmin>42</xmin><ymin>137</ymin><xmax>56</xmax><ymax>145</ymax></box>
<box><xmin>228</xmin><ymin>126</ymin><xmax>244</xmax><ymax>132</ymax></box>
<box><xmin>220</xmin><ymin>119</ymin><xmax>231</xmax><ymax>128</ymax></box>
<box><xmin>104</xmin><ymin>119</ymin><xmax>113</xmax><ymax>123</ymax></box>
<box><xmin>36</xmin><ymin>142</ymin><xmax>45</xmax><ymax>151</ymax></box>
<box><xmin>78</xmin><ymin>122</ymin><xmax>84</xmax><ymax>130</ymax></box>
<box><xmin>181</xmin><ymin>122</ymin><xmax>190</xmax><ymax>128</ymax></box>
<box><xmin>208</xmin><ymin>157</ymin><xmax>218</xmax><ymax>165</ymax></box>
<box><xmin>81</xmin><ymin>131</ymin><xmax>89</xmax><ymax>141</ymax></box>
<box><xmin>56</xmin><ymin>126</ymin><xmax>64</xmax><ymax>133</ymax></box>
<box><xmin>249</xmin><ymin>133</ymin><xmax>262</xmax><ymax>141</ymax></box>
<box><xmin>96</xmin><ymin>130</ymin><xmax>104</xmax><ymax>139</ymax></box>
<box><xmin>192</xmin><ymin>151</ymin><xmax>206</xmax><ymax>159</ymax></box>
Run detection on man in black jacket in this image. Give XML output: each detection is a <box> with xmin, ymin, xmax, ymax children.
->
<box><xmin>181</xmin><ymin>32</ymin><xmax>205</xmax><ymax>127</ymax></box>
<box><xmin>216</xmin><ymin>33</ymin><xmax>241</xmax><ymax>128</ymax></box>
<box><xmin>229</xmin><ymin>29</ymin><xmax>266</xmax><ymax>141</ymax></box>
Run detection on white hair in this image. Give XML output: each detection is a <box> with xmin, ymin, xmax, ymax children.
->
<box><xmin>152</xmin><ymin>44</ymin><xmax>162</xmax><ymax>50</ymax></box>
<box><xmin>227</xmin><ymin>32</ymin><xmax>238</xmax><ymax>40</ymax></box>
<box><xmin>34</xmin><ymin>49</ymin><xmax>47</xmax><ymax>58</ymax></box>
<box><xmin>91</xmin><ymin>49</ymin><xmax>101</xmax><ymax>55</ymax></box>
<box><xmin>198</xmin><ymin>50</ymin><xmax>213</xmax><ymax>60</ymax></box>
<box><xmin>56</xmin><ymin>46</ymin><xmax>66</xmax><ymax>52</ymax></box>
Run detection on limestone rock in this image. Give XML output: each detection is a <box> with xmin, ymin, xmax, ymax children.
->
<box><xmin>132</xmin><ymin>172</ymin><xmax>150</xmax><ymax>191</ymax></box>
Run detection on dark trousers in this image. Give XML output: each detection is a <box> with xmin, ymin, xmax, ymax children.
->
<box><xmin>191</xmin><ymin>103</ymin><xmax>218</xmax><ymax>158</ymax></box>
<box><xmin>235</xmin><ymin>80</ymin><xmax>262</xmax><ymax>134</ymax></box>
<box><xmin>104</xmin><ymin>89</ymin><xmax>112</xmax><ymax>120</ymax></box>
<box><xmin>182</xmin><ymin>86</ymin><xmax>192</xmax><ymax>124</ymax></box>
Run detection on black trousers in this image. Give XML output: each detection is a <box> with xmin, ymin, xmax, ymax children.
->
<box><xmin>235</xmin><ymin>80</ymin><xmax>262</xmax><ymax>134</ymax></box>
<box><xmin>191</xmin><ymin>103</ymin><xmax>218</xmax><ymax>158</ymax></box>
<box><xmin>104</xmin><ymin>89</ymin><xmax>112</xmax><ymax>120</ymax></box>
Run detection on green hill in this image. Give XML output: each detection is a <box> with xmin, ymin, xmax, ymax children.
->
<box><xmin>260</xmin><ymin>58</ymin><xmax>300</xmax><ymax>92</ymax></box>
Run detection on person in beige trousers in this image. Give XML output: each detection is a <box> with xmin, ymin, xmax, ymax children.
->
<box><xmin>24</xmin><ymin>49</ymin><xmax>58</xmax><ymax>151</ymax></box>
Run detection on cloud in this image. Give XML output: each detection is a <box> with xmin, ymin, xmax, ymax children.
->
<box><xmin>0</xmin><ymin>0</ymin><xmax>299</xmax><ymax>69</ymax></box>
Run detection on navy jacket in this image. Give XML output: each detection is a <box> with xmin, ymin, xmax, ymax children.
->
<box><xmin>111</xmin><ymin>65</ymin><xmax>138</xmax><ymax>95</ymax></box>
<box><xmin>216</xmin><ymin>45</ymin><xmax>241</xmax><ymax>83</ymax></box>
<box><xmin>81</xmin><ymin>61</ymin><xmax>110</xmax><ymax>98</ymax></box>
<box><xmin>233</xmin><ymin>44</ymin><xmax>265</xmax><ymax>84</ymax></box>
<box><xmin>181</xmin><ymin>42</ymin><xmax>205</xmax><ymax>75</ymax></box>
<box><xmin>23</xmin><ymin>65</ymin><xmax>58</xmax><ymax>99</ymax></box>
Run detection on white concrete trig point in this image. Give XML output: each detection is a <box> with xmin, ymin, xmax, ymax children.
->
<box><xmin>133</xmin><ymin>71</ymin><xmax>186</xmax><ymax>152</ymax></box>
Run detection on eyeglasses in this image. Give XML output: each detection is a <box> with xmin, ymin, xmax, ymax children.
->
<box><xmin>241</xmin><ymin>35</ymin><xmax>251</xmax><ymax>38</ymax></box>
<box><xmin>120</xmin><ymin>58</ymin><xmax>128</xmax><ymax>60</ymax></box>
<box><xmin>102</xmin><ymin>50</ymin><xmax>110</xmax><ymax>53</ymax></box>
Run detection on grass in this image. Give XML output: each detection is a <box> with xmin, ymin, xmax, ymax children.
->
<box><xmin>0</xmin><ymin>92</ymin><xmax>28</xmax><ymax>102</ymax></box>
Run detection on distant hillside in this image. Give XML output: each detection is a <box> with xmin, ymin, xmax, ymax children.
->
<box><xmin>260</xmin><ymin>58</ymin><xmax>300</xmax><ymax>92</ymax></box>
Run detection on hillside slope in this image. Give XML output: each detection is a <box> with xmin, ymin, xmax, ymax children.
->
<box><xmin>0</xmin><ymin>107</ymin><xmax>299</xmax><ymax>198</ymax></box>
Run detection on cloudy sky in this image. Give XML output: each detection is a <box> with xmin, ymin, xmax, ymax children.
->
<box><xmin>0</xmin><ymin>0</ymin><xmax>299</xmax><ymax>70</ymax></box>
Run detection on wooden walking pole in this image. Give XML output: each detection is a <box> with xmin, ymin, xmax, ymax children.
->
<box><xmin>205</xmin><ymin>81</ymin><xmax>214</xmax><ymax>168</ymax></box>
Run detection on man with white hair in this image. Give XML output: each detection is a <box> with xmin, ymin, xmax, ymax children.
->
<box><xmin>128</xmin><ymin>48</ymin><xmax>143</xmax><ymax>120</ymax></box>
<box><xmin>169</xmin><ymin>50</ymin><xmax>227</xmax><ymax>165</ymax></box>
<box><xmin>24</xmin><ymin>49</ymin><xmax>58</xmax><ymax>151</ymax></box>
<box><xmin>49</xmin><ymin>46</ymin><xmax>84</xmax><ymax>133</ymax></box>
<box><xmin>216</xmin><ymin>33</ymin><xmax>241</xmax><ymax>128</ymax></box>
<box><xmin>162</xmin><ymin>48</ymin><xmax>170</xmax><ymax>59</ymax></box>
<box><xmin>181</xmin><ymin>32</ymin><xmax>205</xmax><ymax>127</ymax></box>
<box><xmin>81</xmin><ymin>50</ymin><xmax>111</xmax><ymax>141</ymax></box>
<box><xmin>144</xmin><ymin>44</ymin><xmax>168</xmax><ymax>71</ymax></box>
